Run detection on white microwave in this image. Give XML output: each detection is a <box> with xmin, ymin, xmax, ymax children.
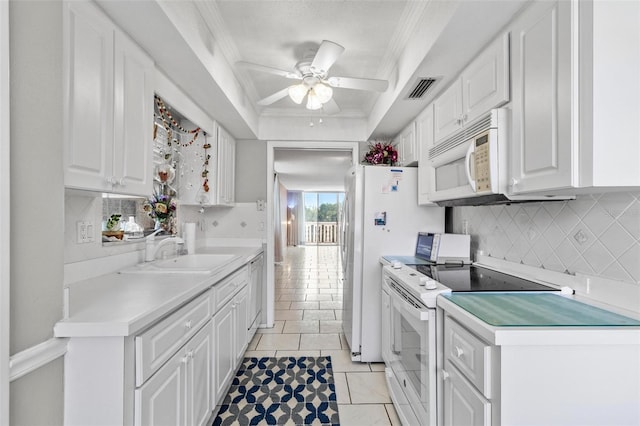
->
<box><xmin>427</xmin><ymin>109</ymin><xmax>509</xmax><ymax>206</ymax></box>
<box><xmin>426</xmin><ymin>108</ymin><xmax>569</xmax><ymax>206</ymax></box>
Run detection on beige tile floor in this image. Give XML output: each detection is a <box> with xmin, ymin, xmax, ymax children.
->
<box><xmin>245</xmin><ymin>245</ymin><xmax>400</xmax><ymax>426</ymax></box>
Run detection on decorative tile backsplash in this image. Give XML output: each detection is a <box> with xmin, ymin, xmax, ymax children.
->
<box><xmin>451</xmin><ymin>191</ymin><xmax>640</xmax><ymax>285</ymax></box>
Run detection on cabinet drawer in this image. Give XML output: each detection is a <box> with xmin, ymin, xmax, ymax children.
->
<box><xmin>444</xmin><ymin>316</ymin><xmax>492</xmax><ymax>398</ymax></box>
<box><xmin>444</xmin><ymin>361</ymin><xmax>492</xmax><ymax>426</ymax></box>
<box><xmin>135</xmin><ymin>291</ymin><xmax>212</xmax><ymax>386</ymax></box>
<box><xmin>214</xmin><ymin>268</ymin><xmax>248</xmax><ymax>311</ymax></box>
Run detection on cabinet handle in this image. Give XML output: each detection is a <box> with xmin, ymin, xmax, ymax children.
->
<box><xmin>181</xmin><ymin>355</ymin><xmax>189</xmax><ymax>364</ymax></box>
<box><xmin>442</xmin><ymin>370</ymin><xmax>450</xmax><ymax>381</ymax></box>
<box><xmin>454</xmin><ymin>346</ymin><xmax>464</xmax><ymax>358</ymax></box>
<box><xmin>185</xmin><ymin>320</ymin><xmax>192</xmax><ymax>330</ymax></box>
<box><xmin>118</xmin><ymin>177</ymin><xmax>126</xmax><ymax>187</ymax></box>
<box><xmin>105</xmin><ymin>176</ymin><xmax>115</xmax><ymax>185</ymax></box>
<box><xmin>510</xmin><ymin>178</ymin><xmax>519</xmax><ymax>187</ymax></box>
<box><xmin>461</xmin><ymin>114</ymin><xmax>468</xmax><ymax>122</ymax></box>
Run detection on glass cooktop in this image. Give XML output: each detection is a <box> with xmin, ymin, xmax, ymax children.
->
<box><xmin>406</xmin><ymin>264</ymin><xmax>559</xmax><ymax>292</ymax></box>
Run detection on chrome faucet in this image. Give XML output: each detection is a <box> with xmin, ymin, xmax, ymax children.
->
<box><xmin>145</xmin><ymin>231</ymin><xmax>185</xmax><ymax>262</ymax></box>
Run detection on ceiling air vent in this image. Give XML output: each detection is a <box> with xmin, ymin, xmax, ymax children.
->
<box><xmin>406</xmin><ymin>78</ymin><xmax>438</xmax><ymax>100</ymax></box>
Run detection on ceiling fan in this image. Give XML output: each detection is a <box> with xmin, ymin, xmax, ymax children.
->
<box><xmin>237</xmin><ymin>40</ymin><xmax>389</xmax><ymax>114</ymax></box>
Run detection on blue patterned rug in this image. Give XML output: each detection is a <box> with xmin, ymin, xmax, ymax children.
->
<box><xmin>212</xmin><ymin>356</ymin><xmax>340</xmax><ymax>425</ymax></box>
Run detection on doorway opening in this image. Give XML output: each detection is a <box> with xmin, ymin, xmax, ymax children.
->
<box><xmin>287</xmin><ymin>192</ymin><xmax>344</xmax><ymax>247</ymax></box>
<box><xmin>266</xmin><ymin>142</ymin><xmax>359</xmax><ymax>328</ymax></box>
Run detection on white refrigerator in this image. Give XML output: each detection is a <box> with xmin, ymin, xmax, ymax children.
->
<box><xmin>341</xmin><ymin>165</ymin><xmax>444</xmax><ymax>362</ymax></box>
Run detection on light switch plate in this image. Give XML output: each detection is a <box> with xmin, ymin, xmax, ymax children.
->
<box><xmin>76</xmin><ymin>221</ymin><xmax>86</xmax><ymax>244</ymax></box>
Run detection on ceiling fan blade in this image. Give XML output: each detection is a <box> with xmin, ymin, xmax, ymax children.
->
<box><xmin>310</xmin><ymin>40</ymin><xmax>345</xmax><ymax>74</ymax></box>
<box><xmin>326</xmin><ymin>76</ymin><xmax>389</xmax><ymax>92</ymax></box>
<box><xmin>322</xmin><ymin>98</ymin><xmax>341</xmax><ymax>115</ymax></box>
<box><xmin>257</xmin><ymin>87</ymin><xmax>290</xmax><ymax>106</ymax></box>
<box><xmin>236</xmin><ymin>61</ymin><xmax>301</xmax><ymax>79</ymax></box>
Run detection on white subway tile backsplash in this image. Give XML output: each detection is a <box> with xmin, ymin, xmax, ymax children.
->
<box><xmin>452</xmin><ymin>192</ymin><xmax>640</xmax><ymax>285</ymax></box>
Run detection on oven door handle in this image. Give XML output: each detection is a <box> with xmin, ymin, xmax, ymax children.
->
<box><xmin>388</xmin><ymin>282</ymin><xmax>433</xmax><ymax>322</ymax></box>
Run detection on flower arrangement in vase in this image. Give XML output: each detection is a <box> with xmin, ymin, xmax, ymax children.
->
<box><xmin>363</xmin><ymin>141</ymin><xmax>398</xmax><ymax>166</ymax></box>
<box><xmin>143</xmin><ymin>192</ymin><xmax>177</xmax><ymax>234</ymax></box>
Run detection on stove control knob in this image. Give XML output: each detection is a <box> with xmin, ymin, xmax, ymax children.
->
<box><xmin>418</xmin><ymin>276</ymin><xmax>429</xmax><ymax>286</ymax></box>
<box><xmin>392</xmin><ymin>261</ymin><xmax>402</xmax><ymax>269</ymax></box>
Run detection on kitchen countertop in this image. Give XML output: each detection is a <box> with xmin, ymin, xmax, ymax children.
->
<box><xmin>437</xmin><ymin>294</ymin><xmax>640</xmax><ymax>346</ymax></box>
<box><xmin>54</xmin><ymin>245</ymin><xmax>263</xmax><ymax>338</ymax></box>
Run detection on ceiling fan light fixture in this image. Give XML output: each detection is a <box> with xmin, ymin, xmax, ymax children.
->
<box><xmin>313</xmin><ymin>83</ymin><xmax>333</xmax><ymax>104</ymax></box>
<box><xmin>306</xmin><ymin>90</ymin><xmax>323</xmax><ymax>110</ymax></box>
<box><xmin>288</xmin><ymin>83</ymin><xmax>308</xmax><ymax>104</ymax></box>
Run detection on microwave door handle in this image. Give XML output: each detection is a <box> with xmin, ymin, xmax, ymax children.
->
<box><xmin>464</xmin><ymin>142</ymin><xmax>476</xmax><ymax>191</ymax></box>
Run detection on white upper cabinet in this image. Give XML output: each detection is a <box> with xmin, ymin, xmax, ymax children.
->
<box><xmin>509</xmin><ymin>0</ymin><xmax>572</xmax><ymax>193</ymax></box>
<box><xmin>394</xmin><ymin>122</ymin><xmax>417</xmax><ymax>166</ymax></box>
<box><xmin>215</xmin><ymin>124</ymin><xmax>236</xmax><ymax>206</ymax></box>
<box><xmin>113</xmin><ymin>32</ymin><xmax>154</xmax><ymax>196</ymax></box>
<box><xmin>434</xmin><ymin>32</ymin><xmax>510</xmax><ymax>144</ymax></box>
<box><xmin>416</xmin><ymin>104</ymin><xmax>436</xmax><ymax>205</ymax></box>
<box><xmin>64</xmin><ymin>0</ymin><xmax>154</xmax><ymax>196</ymax></box>
<box><xmin>510</xmin><ymin>0</ymin><xmax>640</xmax><ymax>194</ymax></box>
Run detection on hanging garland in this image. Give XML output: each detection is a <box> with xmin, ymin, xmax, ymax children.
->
<box><xmin>154</xmin><ymin>95</ymin><xmax>201</xmax><ymax>147</ymax></box>
<box><xmin>202</xmin><ymin>142</ymin><xmax>211</xmax><ymax>193</ymax></box>
<box><xmin>154</xmin><ymin>94</ymin><xmax>212</xmax><ymax>195</ymax></box>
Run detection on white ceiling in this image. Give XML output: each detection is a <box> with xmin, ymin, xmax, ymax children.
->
<box><xmin>96</xmin><ymin>0</ymin><xmax>528</xmax><ymax>190</ymax></box>
<box><xmin>197</xmin><ymin>0</ymin><xmax>423</xmax><ymax>117</ymax></box>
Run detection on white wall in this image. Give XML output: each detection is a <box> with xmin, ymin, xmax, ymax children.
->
<box><xmin>235</xmin><ymin>139</ymin><xmax>267</xmax><ymax>202</ymax></box>
<box><xmin>9</xmin><ymin>1</ymin><xmax>64</xmax><ymax>424</ymax></box>
<box><xmin>452</xmin><ymin>192</ymin><xmax>640</xmax><ymax>285</ymax></box>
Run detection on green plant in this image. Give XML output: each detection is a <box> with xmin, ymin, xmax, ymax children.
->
<box><xmin>106</xmin><ymin>214</ymin><xmax>122</xmax><ymax>231</ymax></box>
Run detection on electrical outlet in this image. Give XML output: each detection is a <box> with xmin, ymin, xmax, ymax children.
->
<box><xmin>256</xmin><ymin>200</ymin><xmax>266</xmax><ymax>211</ymax></box>
<box><xmin>76</xmin><ymin>220</ymin><xmax>95</xmax><ymax>243</ymax></box>
<box><xmin>85</xmin><ymin>222</ymin><xmax>95</xmax><ymax>243</ymax></box>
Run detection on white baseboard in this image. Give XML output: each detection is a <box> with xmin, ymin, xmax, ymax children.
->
<box><xmin>9</xmin><ymin>337</ymin><xmax>69</xmax><ymax>382</ymax></box>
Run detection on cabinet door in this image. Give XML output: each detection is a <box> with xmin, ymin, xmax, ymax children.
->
<box><xmin>234</xmin><ymin>286</ymin><xmax>249</xmax><ymax>364</ymax></box>
<box><xmin>461</xmin><ymin>32</ymin><xmax>510</xmax><ymax>125</ymax></box>
<box><xmin>400</xmin><ymin>123</ymin><xmax>417</xmax><ymax>166</ymax></box>
<box><xmin>249</xmin><ymin>255</ymin><xmax>264</xmax><ymax>334</ymax></box>
<box><xmin>510</xmin><ymin>0</ymin><xmax>573</xmax><ymax>193</ymax></box>
<box><xmin>63</xmin><ymin>0</ymin><xmax>114</xmax><ymax>192</ymax></box>
<box><xmin>216</xmin><ymin>125</ymin><xmax>235</xmax><ymax>206</ymax></box>
<box><xmin>433</xmin><ymin>79</ymin><xmax>463</xmax><ymax>143</ymax></box>
<box><xmin>113</xmin><ymin>31</ymin><xmax>154</xmax><ymax>196</ymax></box>
<box><xmin>416</xmin><ymin>105</ymin><xmax>436</xmax><ymax>205</ymax></box>
<box><xmin>443</xmin><ymin>363</ymin><xmax>491</xmax><ymax>426</ymax></box>
<box><xmin>212</xmin><ymin>301</ymin><xmax>234</xmax><ymax>405</ymax></box>
<box><xmin>135</xmin><ymin>348</ymin><xmax>186</xmax><ymax>426</ymax></box>
<box><xmin>186</xmin><ymin>323</ymin><xmax>212</xmax><ymax>426</ymax></box>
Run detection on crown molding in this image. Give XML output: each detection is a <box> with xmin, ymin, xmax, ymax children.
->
<box><xmin>194</xmin><ymin>1</ymin><xmax>262</xmax><ymax>106</ymax></box>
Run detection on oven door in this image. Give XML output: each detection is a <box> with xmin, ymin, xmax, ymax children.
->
<box><xmin>387</xmin><ymin>280</ymin><xmax>436</xmax><ymax>426</ymax></box>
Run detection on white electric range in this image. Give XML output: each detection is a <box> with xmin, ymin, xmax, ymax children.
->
<box><xmin>380</xmin><ymin>259</ymin><xmax>560</xmax><ymax>426</ymax></box>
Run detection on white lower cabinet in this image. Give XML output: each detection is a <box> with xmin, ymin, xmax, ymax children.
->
<box><xmin>212</xmin><ymin>279</ymin><xmax>249</xmax><ymax>406</ymax></box>
<box><xmin>62</xmin><ymin>258</ymin><xmax>259</xmax><ymax>426</ymax></box>
<box><xmin>212</xmin><ymin>298</ymin><xmax>235</xmax><ymax>405</ymax></box>
<box><xmin>442</xmin><ymin>315</ymin><xmax>495</xmax><ymax>426</ymax></box>
<box><xmin>439</xmin><ymin>303</ymin><xmax>640</xmax><ymax>426</ymax></box>
<box><xmin>135</xmin><ymin>320</ymin><xmax>212</xmax><ymax>426</ymax></box>
<box><xmin>443</xmin><ymin>361</ymin><xmax>491</xmax><ymax>426</ymax></box>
